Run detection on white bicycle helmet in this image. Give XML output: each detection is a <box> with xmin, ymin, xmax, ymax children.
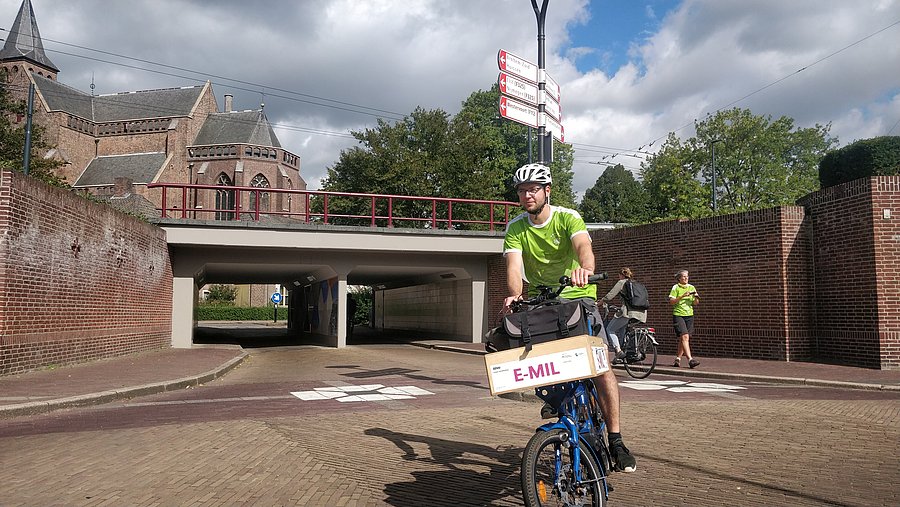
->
<box><xmin>512</xmin><ymin>163</ymin><xmax>553</xmax><ymax>187</ymax></box>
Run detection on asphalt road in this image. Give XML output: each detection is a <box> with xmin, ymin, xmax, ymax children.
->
<box><xmin>2</xmin><ymin>345</ymin><xmax>899</xmax><ymax>506</ymax></box>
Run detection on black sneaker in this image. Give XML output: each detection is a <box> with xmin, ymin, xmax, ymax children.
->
<box><xmin>609</xmin><ymin>439</ymin><xmax>636</xmax><ymax>473</ymax></box>
<box><xmin>689</xmin><ymin>358</ymin><xmax>700</xmax><ymax>369</ymax></box>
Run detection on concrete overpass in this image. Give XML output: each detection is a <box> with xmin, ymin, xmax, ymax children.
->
<box><xmin>154</xmin><ymin>218</ymin><xmax>505</xmax><ymax>348</ymax></box>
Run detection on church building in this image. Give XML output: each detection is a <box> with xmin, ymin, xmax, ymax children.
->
<box><xmin>1</xmin><ymin>0</ymin><xmax>306</xmax><ymax>219</ymax></box>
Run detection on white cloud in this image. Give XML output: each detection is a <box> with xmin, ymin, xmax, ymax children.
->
<box><xmin>2</xmin><ymin>0</ymin><xmax>897</xmax><ymax>197</ymax></box>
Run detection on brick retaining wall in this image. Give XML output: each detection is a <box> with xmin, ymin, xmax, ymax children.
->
<box><xmin>0</xmin><ymin>170</ymin><xmax>173</xmax><ymax>375</ymax></box>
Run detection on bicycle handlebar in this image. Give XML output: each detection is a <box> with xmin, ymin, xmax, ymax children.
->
<box><xmin>512</xmin><ymin>272</ymin><xmax>608</xmax><ymax>310</ymax></box>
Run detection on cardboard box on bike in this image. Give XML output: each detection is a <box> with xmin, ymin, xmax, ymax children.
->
<box><xmin>484</xmin><ymin>334</ymin><xmax>609</xmax><ymax>395</ymax></box>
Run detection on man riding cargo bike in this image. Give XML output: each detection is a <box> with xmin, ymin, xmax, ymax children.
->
<box><xmin>486</xmin><ymin>163</ymin><xmax>636</xmax><ymax>504</ymax></box>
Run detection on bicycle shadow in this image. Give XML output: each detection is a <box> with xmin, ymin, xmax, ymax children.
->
<box><xmin>364</xmin><ymin>427</ymin><xmax>522</xmax><ymax>506</ymax></box>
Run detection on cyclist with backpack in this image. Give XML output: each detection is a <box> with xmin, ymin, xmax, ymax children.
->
<box><xmin>502</xmin><ymin>163</ymin><xmax>637</xmax><ymax>473</ymax></box>
<box><xmin>601</xmin><ymin>267</ymin><xmax>649</xmax><ymax>359</ymax></box>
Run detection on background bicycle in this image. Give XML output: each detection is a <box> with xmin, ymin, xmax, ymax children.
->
<box><xmin>602</xmin><ymin>303</ymin><xmax>658</xmax><ymax>379</ymax></box>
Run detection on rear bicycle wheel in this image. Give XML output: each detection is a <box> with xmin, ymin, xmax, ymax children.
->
<box><xmin>623</xmin><ymin>330</ymin><xmax>657</xmax><ymax>379</ymax></box>
<box><xmin>522</xmin><ymin>429</ymin><xmax>607</xmax><ymax>507</ymax></box>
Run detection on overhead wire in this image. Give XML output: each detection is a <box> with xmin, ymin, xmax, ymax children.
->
<box><xmin>0</xmin><ymin>25</ymin><xmax>408</xmax><ymax>138</ymax></box>
<box><xmin>585</xmin><ymin>18</ymin><xmax>900</xmax><ymax>164</ymax></box>
<box><xmin>1</xmin><ymin>81</ymin><xmax>358</xmax><ymax>140</ymax></box>
<box><xmin>3</xmin><ymin>15</ymin><xmax>899</xmax><ymax>166</ymax></box>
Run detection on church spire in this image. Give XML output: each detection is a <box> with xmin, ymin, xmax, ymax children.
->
<box><xmin>0</xmin><ymin>0</ymin><xmax>59</xmax><ymax>72</ymax></box>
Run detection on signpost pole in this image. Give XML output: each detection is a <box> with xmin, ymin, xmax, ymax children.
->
<box><xmin>532</xmin><ymin>0</ymin><xmax>549</xmax><ymax>164</ymax></box>
<box><xmin>271</xmin><ymin>292</ymin><xmax>283</xmax><ymax>322</ymax></box>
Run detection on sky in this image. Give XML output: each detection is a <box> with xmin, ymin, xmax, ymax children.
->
<box><xmin>2</xmin><ymin>0</ymin><xmax>899</xmax><ymax>198</ymax></box>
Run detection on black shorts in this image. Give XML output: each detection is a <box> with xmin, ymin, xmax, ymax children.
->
<box><xmin>673</xmin><ymin>315</ymin><xmax>694</xmax><ymax>336</ymax></box>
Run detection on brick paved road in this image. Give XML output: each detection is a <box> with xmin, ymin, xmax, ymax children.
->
<box><xmin>1</xmin><ymin>345</ymin><xmax>899</xmax><ymax>506</ymax></box>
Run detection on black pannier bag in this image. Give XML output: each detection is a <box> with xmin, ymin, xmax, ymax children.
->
<box><xmin>502</xmin><ymin>300</ymin><xmax>589</xmax><ymax>349</ymax></box>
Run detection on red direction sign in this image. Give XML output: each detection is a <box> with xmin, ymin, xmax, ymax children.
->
<box><xmin>499</xmin><ymin>96</ymin><xmax>539</xmax><ymax>128</ymax></box>
<box><xmin>498</xmin><ymin>49</ymin><xmax>538</xmax><ymax>83</ymax></box>
<box><xmin>499</xmin><ymin>72</ymin><xmax>538</xmax><ymax>106</ymax></box>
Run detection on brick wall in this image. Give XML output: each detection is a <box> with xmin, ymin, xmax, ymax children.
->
<box><xmin>0</xmin><ymin>170</ymin><xmax>173</xmax><ymax>375</ymax></box>
<box><xmin>588</xmin><ymin>206</ymin><xmax>816</xmax><ymax>361</ymax></box>
<box><xmin>798</xmin><ymin>177</ymin><xmax>900</xmax><ymax>368</ymax></box>
<box><xmin>873</xmin><ymin>177</ymin><xmax>900</xmax><ymax>368</ymax></box>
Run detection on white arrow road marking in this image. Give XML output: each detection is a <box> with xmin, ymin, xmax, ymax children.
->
<box><xmin>290</xmin><ymin>384</ymin><xmax>435</xmax><ymax>402</ymax></box>
<box><xmin>621</xmin><ymin>380</ymin><xmax>746</xmax><ymax>393</ymax></box>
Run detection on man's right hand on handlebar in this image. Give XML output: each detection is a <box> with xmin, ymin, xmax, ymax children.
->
<box><xmin>569</xmin><ymin>267</ymin><xmax>594</xmax><ymax>288</ymax></box>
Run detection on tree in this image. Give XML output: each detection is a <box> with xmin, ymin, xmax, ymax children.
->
<box><xmin>0</xmin><ymin>81</ymin><xmax>65</xmax><ymax>185</ymax></box>
<box><xmin>640</xmin><ymin>133</ymin><xmax>708</xmax><ymax>220</ymax></box>
<box><xmin>205</xmin><ymin>284</ymin><xmax>237</xmax><ymax>305</ymax></box>
<box><xmin>348</xmin><ymin>286</ymin><xmax>372</xmax><ymax>326</ymax></box>
<box><xmin>579</xmin><ymin>164</ymin><xmax>648</xmax><ymax>223</ymax></box>
<box><xmin>818</xmin><ymin>136</ymin><xmax>900</xmax><ymax>187</ymax></box>
<box><xmin>320</xmin><ymin>84</ymin><xmax>578</xmax><ymax>221</ymax></box>
<box><xmin>641</xmin><ymin>108</ymin><xmax>837</xmax><ymax>220</ymax></box>
<box><xmin>691</xmin><ymin>108</ymin><xmax>836</xmax><ymax>212</ymax></box>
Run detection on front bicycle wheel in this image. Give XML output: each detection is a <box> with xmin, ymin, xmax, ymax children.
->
<box><xmin>624</xmin><ymin>330</ymin><xmax>657</xmax><ymax>379</ymax></box>
<box><xmin>522</xmin><ymin>429</ymin><xmax>607</xmax><ymax>507</ymax></box>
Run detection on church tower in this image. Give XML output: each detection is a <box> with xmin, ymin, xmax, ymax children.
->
<box><xmin>1</xmin><ymin>0</ymin><xmax>59</xmax><ymax>97</ymax></box>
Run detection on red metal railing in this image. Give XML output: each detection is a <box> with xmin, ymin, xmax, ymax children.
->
<box><xmin>147</xmin><ymin>183</ymin><xmax>518</xmax><ymax>231</ymax></box>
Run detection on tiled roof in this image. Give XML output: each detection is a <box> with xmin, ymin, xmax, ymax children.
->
<box><xmin>31</xmin><ymin>74</ymin><xmax>94</xmax><ymax>118</ymax></box>
<box><xmin>73</xmin><ymin>153</ymin><xmax>167</xmax><ymax>187</ymax></box>
<box><xmin>193</xmin><ymin>110</ymin><xmax>282</xmax><ymax>147</ymax></box>
<box><xmin>92</xmin><ymin>86</ymin><xmax>203</xmax><ymax>121</ymax></box>
<box><xmin>31</xmin><ymin>74</ymin><xmax>204</xmax><ymax>121</ymax></box>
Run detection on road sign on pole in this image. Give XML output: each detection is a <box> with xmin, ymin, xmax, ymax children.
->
<box><xmin>542</xmin><ymin>113</ymin><xmax>564</xmax><ymax>143</ymax></box>
<box><xmin>544</xmin><ymin>72</ymin><xmax>561</xmax><ymax>103</ymax></box>
<box><xmin>498</xmin><ymin>72</ymin><xmax>538</xmax><ymax>105</ymax></box>
<box><xmin>542</xmin><ymin>92</ymin><xmax>561</xmax><ymax>122</ymax></box>
<box><xmin>271</xmin><ymin>292</ymin><xmax>283</xmax><ymax>305</ymax></box>
<box><xmin>499</xmin><ymin>96</ymin><xmax>539</xmax><ymax>129</ymax></box>
<box><xmin>498</xmin><ymin>49</ymin><xmax>538</xmax><ymax>83</ymax></box>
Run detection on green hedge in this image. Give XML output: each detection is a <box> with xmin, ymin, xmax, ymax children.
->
<box><xmin>196</xmin><ymin>305</ymin><xmax>286</xmax><ymax>321</ymax></box>
<box><xmin>818</xmin><ymin>136</ymin><xmax>900</xmax><ymax>188</ymax></box>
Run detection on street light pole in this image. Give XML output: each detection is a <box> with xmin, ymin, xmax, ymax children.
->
<box><xmin>532</xmin><ymin>0</ymin><xmax>549</xmax><ymax>164</ymax></box>
<box><xmin>23</xmin><ymin>83</ymin><xmax>35</xmax><ymax>175</ymax></box>
<box><xmin>710</xmin><ymin>139</ymin><xmax>723</xmax><ymax>212</ymax></box>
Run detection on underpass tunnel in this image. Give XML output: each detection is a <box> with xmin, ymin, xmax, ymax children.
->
<box><xmin>171</xmin><ymin>245</ymin><xmax>490</xmax><ymax>349</ymax></box>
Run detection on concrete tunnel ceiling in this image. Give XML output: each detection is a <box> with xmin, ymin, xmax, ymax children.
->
<box><xmin>193</xmin><ymin>249</ymin><xmax>474</xmax><ymax>289</ymax></box>
<box><xmin>200</xmin><ymin>262</ymin><xmax>470</xmax><ymax>289</ymax></box>
<box><xmin>168</xmin><ymin>235</ymin><xmax>495</xmax><ymax>290</ymax></box>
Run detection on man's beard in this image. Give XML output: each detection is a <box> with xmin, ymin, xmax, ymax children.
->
<box><xmin>523</xmin><ymin>195</ymin><xmax>548</xmax><ymax>215</ymax></box>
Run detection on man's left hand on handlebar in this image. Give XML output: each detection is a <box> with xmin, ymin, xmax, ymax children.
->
<box><xmin>569</xmin><ymin>267</ymin><xmax>594</xmax><ymax>287</ymax></box>
<box><xmin>502</xmin><ymin>294</ymin><xmax>523</xmax><ymax>314</ymax></box>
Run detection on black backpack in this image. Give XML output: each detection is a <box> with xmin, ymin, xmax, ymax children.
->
<box><xmin>622</xmin><ymin>280</ymin><xmax>650</xmax><ymax>310</ymax></box>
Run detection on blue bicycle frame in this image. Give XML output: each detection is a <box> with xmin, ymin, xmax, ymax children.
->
<box><xmin>531</xmin><ymin>314</ymin><xmax>611</xmax><ymax>497</ymax></box>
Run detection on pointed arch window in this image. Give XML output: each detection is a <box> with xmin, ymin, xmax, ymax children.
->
<box><xmin>285</xmin><ymin>178</ymin><xmax>293</xmax><ymax>212</ymax></box>
<box><xmin>249</xmin><ymin>174</ymin><xmax>270</xmax><ymax>213</ymax></box>
<box><xmin>215</xmin><ymin>173</ymin><xmax>235</xmax><ymax>221</ymax></box>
